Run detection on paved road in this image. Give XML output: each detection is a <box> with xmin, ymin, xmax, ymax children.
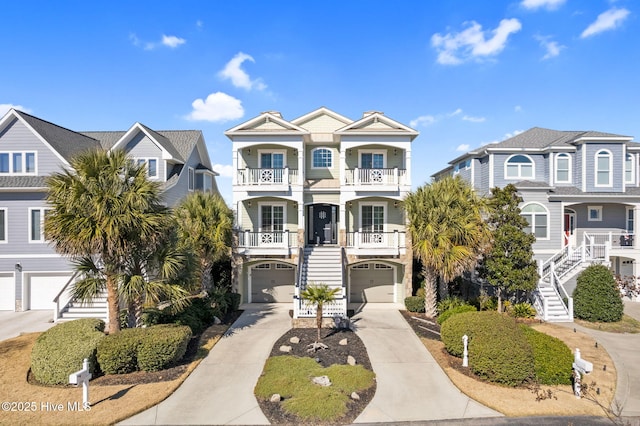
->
<box><xmin>0</xmin><ymin>310</ymin><xmax>54</xmax><ymax>342</ymax></box>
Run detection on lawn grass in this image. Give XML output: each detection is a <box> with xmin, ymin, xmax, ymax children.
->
<box><xmin>575</xmin><ymin>314</ymin><xmax>640</xmax><ymax>333</ymax></box>
<box><xmin>254</xmin><ymin>355</ymin><xmax>375</xmax><ymax>422</ymax></box>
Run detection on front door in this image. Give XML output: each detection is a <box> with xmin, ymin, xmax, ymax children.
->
<box><xmin>308</xmin><ymin>204</ymin><xmax>336</xmax><ymax>245</ymax></box>
<box><xmin>564</xmin><ymin>211</ymin><xmax>576</xmax><ymax>247</ymax></box>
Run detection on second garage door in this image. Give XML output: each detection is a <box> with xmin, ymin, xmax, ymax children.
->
<box><xmin>251</xmin><ymin>263</ymin><xmax>295</xmax><ymax>303</ymax></box>
<box><xmin>26</xmin><ymin>273</ymin><xmax>72</xmax><ymax>310</ymax></box>
<box><xmin>350</xmin><ymin>263</ymin><xmax>394</xmax><ymax>303</ymax></box>
<box><xmin>0</xmin><ymin>273</ymin><xmax>15</xmax><ymax>311</ymax></box>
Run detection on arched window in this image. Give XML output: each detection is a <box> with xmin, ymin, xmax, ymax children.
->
<box><xmin>625</xmin><ymin>153</ymin><xmax>635</xmax><ymax>184</ymax></box>
<box><xmin>312</xmin><ymin>148</ymin><xmax>332</xmax><ymax>168</ymax></box>
<box><xmin>521</xmin><ymin>203</ymin><xmax>548</xmax><ymax>239</ymax></box>
<box><xmin>555</xmin><ymin>153</ymin><xmax>571</xmax><ymax>183</ymax></box>
<box><xmin>595</xmin><ymin>150</ymin><xmax>612</xmax><ymax>187</ymax></box>
<box><xmin>505</xmin><ymin>154</ymin><xmax>534</xmax><ymax>179</ymax></box>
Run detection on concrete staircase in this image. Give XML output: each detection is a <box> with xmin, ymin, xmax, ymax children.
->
<box><xmin>58</xmin><ymin>292</ymin><xmax>108</xmax><ymax>322</ymax></box>
<box><xmin>300</xmin><ymin>246</ymin><xmax>343</xmax><ymax>289</ymax></box>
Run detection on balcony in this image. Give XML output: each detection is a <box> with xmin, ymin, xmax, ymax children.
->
<box><xmin>582</xmin><ymin>231</ymin><xmax>637</xmax><ymax>253</ymax></box>
<box><xmin>235</xmin><ymin>167</ymin><xmax>299</xmax><ymax>189</ymax></box>
<box><xmin>236</xmin><ymin>230</ymin><xmax>298</xmax><ymax>256</ymax></box>
<box><xmin>343</xmin><ymin>168</ymin><xmax>407</xmax><ymax>191</ymax></box>
<box><xmin>346</xmin><ymin>231</ymin><xmax>406</xmax><ymax>255</ymax></box>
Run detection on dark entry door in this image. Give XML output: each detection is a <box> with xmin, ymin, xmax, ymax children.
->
<box><xmin>308</xmin><ymin>204</ymin><xmax>336</xmax><ymax>244</ymax></box>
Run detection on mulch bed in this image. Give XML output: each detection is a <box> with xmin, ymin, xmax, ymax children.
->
<box><xmin>257</xmin><ymin>326</ymin><xmax>376</xmax><ymax>426</ymax></box>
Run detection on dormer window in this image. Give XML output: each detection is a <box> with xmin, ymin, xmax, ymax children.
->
<box><xmin>312</xmin><ymin>148</ymin><xmax>332</xmax><ymax>168</ymax></box>
<box><xmin>595</xmin><ymin>150</ymin><xmax>612</xmax><ymax>187</ymax></box>
<box><xmin>136</xmin><ymin>158</ymin><xmax>158</xmax><ymax>178</ymax></box>
<box><xmin>555</xmin><ymin>153</ymin><xmax>571</xmax><ymax>183</ymax></box>
<box><xmin>505</xmin><ymin>154</ymin><xmax>534</xmax><ymax>179</ymax></box>
<box><xmin>0</xmin><ymin>152</ymin><xmax>36</xmax><ymax>174</ymax></box>
<box><xmin>625</xmin><ymin>153</ymin><xmax>635</xmax><ymax>184</ymax></box>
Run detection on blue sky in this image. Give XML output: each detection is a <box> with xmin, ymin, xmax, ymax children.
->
<box><xmin>2</xmin><ymin>0</ymin><xmax>638</xmax><ymax>202</ymax></box>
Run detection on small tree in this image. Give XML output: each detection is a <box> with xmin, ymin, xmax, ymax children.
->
<box><xmin>480</xmin><ymin>184</ymin><xmax>538</xmax><ymax>312</ymax></box>
<box><xmin>574</xmin><ymin>264</ymin><xmax>624</xmax><ymax>322</ymax></box>
<box><xmin>301</xmin><ymin>284</ymin><xmax>341</xmax><ymax>343</ymax></box>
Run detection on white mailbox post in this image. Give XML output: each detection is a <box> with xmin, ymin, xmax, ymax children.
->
<box><xmin>69</xmin><ymin>358</ymin><xmax>92</xmax><ymax>408</ymax></box>
<box><xmin>572</xmin><ymin>348</ymin><xmax>593</xmax><ymax>399</ymax></box>
<box><xmin>462</xmin><ymin>335</ymin><xmax>469</xmax><ymax>367</ymax></box>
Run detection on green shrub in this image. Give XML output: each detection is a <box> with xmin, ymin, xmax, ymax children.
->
<box><xmin>437</xmin><ymin>304</ymin><xmax>477</xmax><ymax>324</ymax></box>
<box><xmin>226</xmin><ymin>292</ymin><xmax>242</xmax><ymax>312</ymax></box>
<box><xmin>404</xmin><ymin>296</ymin><xmax>425</xmax><ymax>313</ymax></box>
<box><xmin>510</xmin><ymin>302</ymin><xmax>537</xmax><ymax>319</ymax></box>
<box><xmin>441</xmin><ymin>311</ymin><xmax>534</xmax><ymax>386</ymax></box>
<box><xmin>96</xmin><ymin>329</ymin><xmax>140</xmax><ymax>374</ymax></box>
<box><xmin>145</xmin><ymin>297</ymin><xmax>218</xmax><ymax>334</ymax></box>
<box><xmin>31</xmin><ymin>318</ymin><xmax>105</xmax><ymax>385</ymax></box>
<box><xmin>574</xmin><ymin>264</ymin><xmax>624</xmax><ymax>322</ymax></box>
<box><xmin>437</xmin><ymin>296</ymin><xmax>467</xmax><ymax>313</ymax></box>
<box><xmin>520</xmin><ymin>326</ymin><xmax>573</xmax><ymax>385</ymax></box>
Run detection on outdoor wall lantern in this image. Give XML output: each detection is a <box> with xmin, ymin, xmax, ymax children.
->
<box><xmin>247</xmin><ymin>201</ymin><xmax>252</xmax><ymax>208</ymax></box>
<box><xmin>246</xmin><ymin>148</ymin><xmax>251</xmax><ymax>155</ymax></box>
<box><xmin>15</xmin><ymin>263</ymin><xmax>22</xmax><ymax>272</ymax></box>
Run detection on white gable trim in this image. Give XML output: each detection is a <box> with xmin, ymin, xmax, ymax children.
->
<box><xmin>335</xmin><ymin>113</ymin><xmax>418</xmax><ymax>137</ymax></box>
<box><xmin>290</xmin><ymin>107</ymin><xmax>353</xmax><ymax>126</ymax></box>
<box><xmin>110</xmin><ymin>123</ymin><xmax>174</xmax><ymax>160</ymax></box>
<box><xmin>225</xmin><ymin>112</ymin><xmax>309</xmax><ymax>136</ymax></box>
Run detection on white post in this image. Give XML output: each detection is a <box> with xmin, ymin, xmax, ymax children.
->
<box><xmin>568</xmin><ymin>297</ymin><xmax>574</xmax><ymax>321</ymax></box>
<box><xmin>82</xmin><ymin>359</ymin><xmax>90</xmax><ymax>407</ymax></box>
<box><xmin>284</xmin><ymin>230</ymin><xmax>290</xmax><ymax>249</ymax></box>
<box><xmin>462</xmin><ymin>335</ymin><xmax>469</xmax><ymax>367</ymax></box>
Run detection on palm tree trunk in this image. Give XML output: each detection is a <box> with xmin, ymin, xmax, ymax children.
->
<box><xmin>106</xmin><ymin>273</ymin><xmax>120</xmax><ymax>334</ymax></box>
<box><xmin>202</xmin><ymin>260</ymin><xmax>213</xmax><ymax>292</ymax></box>
<box><xmin>424</xmin><ymin>268</ymin><xmax>438</xmax><ymax>318</ymax></box>
<box><xmin>438</xmin><ymin>277</ymin><xmax>448</xmax><ymax>301</ymax></box>
<box><xmin>316</xmin><ymin>303</ymin><xmax>323</xmax><ymax>342</ymax></box>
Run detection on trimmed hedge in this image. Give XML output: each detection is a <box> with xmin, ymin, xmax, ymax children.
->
<box><xmin>437</xmin><ymin>304</ymin><xmax>477</xmax><ymax>325</ymax></box>
<box><xmin>97</xmin><ymin>324</ymin><xmax>192</xmax><ymax>374</ymax></box>
<box><xmin>520</xmin><ymin>326</ymin><xmax>573</xmax><ymax>385</ymax></box>
<box><xmin>574</xmin><ymin>264</ymin><xmax>624</xmax><ymax>322</ymax></box>
<box><xmin>441</xmin><ymin>311</ymin><xmax>534</xmax><ymax>386</ymax></box>
<box><xmin>404</xmin><ymin>296</ymin><xmax>425</xmax><ymax>313</ymax></box>
<box><xmin>31</xmin><ymin>318</ymin><xmax>105</xmax><ymax>385</ymax></box>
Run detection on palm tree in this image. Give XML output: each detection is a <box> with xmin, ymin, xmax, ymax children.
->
<box><xmin>301</xmin><ymin>283</ymin><xmax>341</xmax><ymax>343</ymax></box>
<box><xmin>45</xmin><ymin>149</ymin><xmax>167</xmax><ymax>334</ymax></box>
<box><xmin>174</xmin><ymin>192</ymin><xmax>233</xmax><ymax>292</ymax></box>
<box><xmin>404</xmin><ymin>176</ymin><xmax>491</xmax><ymax>317</ymax></box>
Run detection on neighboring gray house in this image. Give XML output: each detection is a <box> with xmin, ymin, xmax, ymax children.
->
<box><xmin>0</xmin><ymin>108</ymin><xmax>219</xmax><ymax>319</ymax></box>
<box><xmin>434</xmin><ymin>127</ymin><xmax>640</xmax><ymax>321</ymax></box>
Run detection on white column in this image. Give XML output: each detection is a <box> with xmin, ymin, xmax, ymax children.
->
<box><xmin>298</xmin><ymin>147</ymin><xmax>304</xmax><ymax>185</ymax></box>
<box><xmin>232</xmin><ymin>148</ymin><xmax>238</xmax><ymax>185</ymax></box>
<box><xmin>339</xmin><ymin>146</ymin><xmax>346</xmax><ymax>186</ymax></box>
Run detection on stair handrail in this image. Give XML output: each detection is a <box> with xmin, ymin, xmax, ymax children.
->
<box><xmin>293</xmin><ymin>247</ymin><xmax>305</xmax><ymax>318</ymax></box>
<box><xmin>52</xmin><ymin>271</ymin><xmax>79</xmax><ymax>322</ymax></box>
<box><xmin>550</xmin><ymin>266</ymin><xmax>573</xmax><ymax>320</ymax></box>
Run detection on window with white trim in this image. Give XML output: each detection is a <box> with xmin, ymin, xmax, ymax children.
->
<box><xmin>595</xmin><ymin>150</ymin><xmax>612</xmax><ymax>187</ymax></box>
<box><xmin>188</xmin><ymin>167</ymin><xmax>195</xmax><ymax>191</ymax></box>
<box><xmin>555</xmin><ymin>153</ymin><xmax>571</xmax><ymax>183</ymax></box>
<box><xmin>374</xmin><ymin>263</ymin><xmax>392</xmax><ymax>269</ymax></box>
<box><xmin>625</xmin><ymin>153</ymin><xmax>635</xmax><ymax>184</ymax></box>
<box><xmin>275</xmin><ymin>263</ymin><xmax>294</xmax><ymax>269</ymax></box>
<box><xmin>0</xmin><ymin>208</ymin><xmax>6</xmax><ymax>242</ymax></box>
<box><xmin>0</xmin><ymin>151</ymin><xmax>36</xmax><ymax>175</ymax></box>
<box><xmin>588</xmin><ymin>206</ymin><xmax>602</xmax><ymax>222</ymax></box>
<box><xmin>259</xmin><ymin>203</ymin><xmax>285</xmax><ymax>235</ymax></box>
<box><xmin>361</xmin><ymin>204</ymin><xmax>385</xmax><ymax>233</ymax></box>
<box><xmin>253</xmin><ymin>263</ymin><xmax>271</xmax><ymax>269</ymax></box>
<box><xmin>626</xmin><ymin>207</ymin><xmax>634</xmax><ymax>232</ymax></box>
<box><xmin>136</xmin><ymin>158</ymin><xmax>158</xmax><ymax>178</ymax></box>
<box><xmin>312</xmin><ymin>148</ymin><xmax>332</xmax><ymax>168</ymax></box>
<box><xmin>521</xmin><ymin>203</ymin><xmax>548</xmax><ymax>239</ymax></box>
<box><xmin>29</xmin><ymin>208</ymin><xmax>51</xmax><ymax>242</ymax></box>
<box><xmin>259</xmin><ymin>151</ymin><xmax>285</xmax><ymax>168</ymax></box>
<box><xmin>505</xmin><ymin>154</ymin><xmax>534</xmax><ymax>179</ymax></box>
<box><xmin>359</xmin><ymin>151</ymin><xmax>385</xmax><ymax>169</ymax></box>
<box><xmin>351</xmin><ymin>264</ymin><xmax>369</xmax><ymax>269</ymax></box>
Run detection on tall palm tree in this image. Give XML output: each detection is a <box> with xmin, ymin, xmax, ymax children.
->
<box><xmin>174</xmin><ymin>192</ymin><xmax>233</xmax><ymax>292</ymax></box>
<box><xmin>45</xmin><ymin>149</ymin><xmax>167</xmax><ymax>334</ymax></box>
<box><xmin>301</xmin><ymin>283</ymin><xmax>341</xmax><ymax>343</ymax></box>
<box><xmin>404</xmin><ymin>176</ymin><xmax>491</xmax><ymax>317</ymax></box>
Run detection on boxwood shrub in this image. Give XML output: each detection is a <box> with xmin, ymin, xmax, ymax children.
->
<box><xmin>31</xmin><ymin>318</ymin><xmax>105</xmax><ymax>385</ymax></box>
<box><xmin>574</xmin><ymin>264</ymin><xmax>624</xmax><ymax>322</ymax></box>
<box><xmin>520</xmin><ymin>325</ymin><xmax>573</xmax><ymax>385</ymax></box>
<box><xmin>404</xmin><ymin>296</ymin><xmax>425</xmax><ymax>313</ymax></box>
<box><xmin>96</xmin><ymin>324</ymin><xmax>192</xmax><ymax>374</ymax></box>
<box><xmin>437</xmin><ymin>304</ymin><xmax>477</xmax><ymax>325</ymax></box>
<box><xmin>441</xmin><ymin>311</ymin><xmax>534</xmax><ymax>386</ymax></box>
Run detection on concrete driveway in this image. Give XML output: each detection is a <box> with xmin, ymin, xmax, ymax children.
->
<box><xmin>0</xmin><ymin>310</ymin><xmax>55</xmax><ymax>342</ymax></box>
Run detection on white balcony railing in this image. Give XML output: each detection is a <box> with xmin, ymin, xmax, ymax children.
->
<box><xmin>344</xmin><ymin>168</ymin><xmax>406</xmax><ymax>186</ymax></box>
<box><xmin>294</xmin><ymin>295</ymin><xmax>347</xmax><ymax>318</ymax></box>
<box><xmin>236</xmin><ymin>167</ymin><xmax>298</xmax><ymax>186</ymax></box>
<box><xmin>584</xmin><ymin>231</ymin><xmax>636</xmax><ymax>249</ymax></box>
<box><xmin>346</xmin><ymin>231</ymin><xmax>406</xmax><ymax>249</ymax></box>
<box><xmin>236</xmin><ymin>230</ymin><xmax>298</xmax><ymax>249</ymax></box>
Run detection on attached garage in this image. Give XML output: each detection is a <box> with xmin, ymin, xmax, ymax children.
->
<box><xmin>24</xmin><ymin>273</ymin><xmax>72</xmax><ymax>310</ymax></box>
<box><xmin>349</xmin><ymin>262</ymin><xmax>395</xmax><ymax>303</ymax></box>
<box><xmin>0</xmin><ymin>273</ymin><xmax>15</xmax><ymax>311</ymax></box>
<box><xmin>250</xmin><ymin>263</ymin><xmax>295</xmax><ymax>303</ymax></box>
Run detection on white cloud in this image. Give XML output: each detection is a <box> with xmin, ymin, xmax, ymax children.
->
<box><xmin>218</xmin><ymin>52</ymin><xmax>267</xmax><ymax>91</ymax></box>
<box><xmin>185</xmin><ymin>92</ymin><xmax>244</xmax><ymax>123</ymax></box>
<box><xmin>448</xmin><ymin>108</ymin><xmax>463</xmax><ymax>117</ymax></box>
<box><xmin>581</xmin><ymin>8</ymin><xmax>630</xmax><ymax>38</ymax></box>
<box><xmin>462</xmin><ymin>115</ymin><xmax>486</xmax><ymax>123</ymax></box>
<box><xmin>0</xmin><ymin>103</ymin><xmax>32</xmax><ymax>116</ymax></box>
<box><xmin>431</xmin><ymin>18</ymin><xmax>522</xmax><ymax>65</ymax></box>
<box><xmin>410</xmin><ymin>115</ymin><xmax>436</xmax><ymax>128</ymax></box>
<box><xmin>521</xmin><ymin>0</ymin><xmax>565</xmax><ymax>11</ymax></box>
<box><xmin>486</xmin><ymin>130</ymin><xmax>524</xmax><ymax>145</ymax></box>
<box><xmin>196</xmin><ymin>20</ymin><xmax>203</xmax><ymax>29</ymax></box>
<box><xmin>162</xmin><ymin>35</ymin><xmax>186</xmax><ymax>48</ymax></box>
<box><xmin>515</xmin><ymin>105</ymin><xmax>523</xmax><ymax>112</ymax></box>
<box><xmin>534</xmin><ymin>35</ymin><xmax>565</xmax><ymax>59</ymax></box>
<box><xmin>212</xmin><ymin>164</ymin><xmax>234</xmax><ymax>178</ymax></box>
<box><xmin>411</xmin><ymin>108</ymin><xmax>485</xmax><ymax>127</ymax></box>
<box><xmin>456</xmin><ymin>144</ymin><xmax>471</xmax><ymax>152</ymax></box>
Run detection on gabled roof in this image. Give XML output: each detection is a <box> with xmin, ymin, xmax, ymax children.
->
<box><xmin>0</xmin><ymin>109</ymin><xmax>101</xmax><ymax>164</ymax></box>
<box><xmin>482</xmin><ymin>127</ymin><xmax>631</xmax><ymax>151</ymax></box>
<box><xmin>290</xmin><ymin>107</ymin><xmax>353</xmax><ymax>129</ymax></box>
<box><xmin>335</xmin><ymin>112</ymin><xmax>418</xmax><ymax>139</ymax></box>
<box><xmin>105</xmin><ymin>122</ymin><xmax>184</xmax><ymax>161</ymax></box>
<box><xmin>225</xmin><ymin>111</ymin><xmax>309</xmax><ymax>137</ymax></box>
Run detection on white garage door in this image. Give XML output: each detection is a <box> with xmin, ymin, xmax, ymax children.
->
<box><xmin>0</xmin><ymin>273</ymin><xmax>15</xmax><ymax>311</ymax></box>
<box><xmin>27</xmin><ymin>273</ymin><xmax>72</xmax><ymax>310</ymax></box>
<box><xmin>350</xmin><ymin>263</ymin><xmax>394</xmax><ymax>303</ymax></box>
<box><xmin>251</xmin><ymin>263</ymin><xmax>295</xmax><ymax>303</ymax></box>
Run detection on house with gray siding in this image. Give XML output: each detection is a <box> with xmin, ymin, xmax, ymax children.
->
<box><xmin>434</xmin><ymin>127</ymin><xmax>640</xmax><ymax>321</ymax></box>
<box><xmin>0</xmin><ymin>109</ymin><xmax>219</xmax><ymax>319</ymax></box>
<box><xmin>226</xmin><ymin>107</ymin><xmax>417</xmax><ymax>318</ymax></box>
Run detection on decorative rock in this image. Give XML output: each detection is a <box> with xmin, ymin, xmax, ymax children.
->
<box><xmin>351</xmin><ymin>392</ymin><xmax>360</xmax><ymax>400</ymax></box>
<box><xmin>339</xmin><ymin>338</ymin><xmax>348</xmax><ymax>346</ymax></box>
<box><xmin>279</xmin><ymin>345</ymin><xmax>292</xmax><ymax>353</ymax></box>
<box><xmin>270</xmin><ymin>394</ymin><xmax>282</xmax><ymax>403</ymax></box>
<box><xmin>213</xmin><ymin>316</ymin><xmax>222</xmax><ymax>325</ymax></box>
<box><xmin>312</xmin><ymin>375</ymin><xmax>332</xmax><ymax>387</ymax></box>
<box><xmin>347</xmin><ymin>355</ymin><xmax>356</xmax><ymax>366</ymax></box>
<box><xmin>290</xmin><ymin>336</ymin><xmax>300</xmax><ymax>344</ymax></box>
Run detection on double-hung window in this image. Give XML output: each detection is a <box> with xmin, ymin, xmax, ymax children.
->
<box><xmin>0</xmin><ymin>152</ymin><xmax>36</xmax><ymax>174</ymax></box>
<box><xmin>595</xmin><ymin>150</ymin><xmax>612</xmax><ymax>187</ymax></box>
<box><xmin>555</xmin><ymin>153</ymin><xmax>571</xmax><ymax>183</ymax></box>
<box><xmin>625</xmin><ymin>153</ymin><xmax>635</xmax><ymax>184</ymax></box>
<box><xmin>521</xmin><ymin>203</ymin><xmax>548</xmax><ymax>239</ymax></box>
<box><xmin>136</xmin><ymin>158</ymin><xmax>158</xmax><ymax>178</ymax></box>
<box><xmin>188</xmin><ymin>167</ymin><xmax>195</xmax><ymax>191</ymax></box>
<box><xmin>29</xmin><ymin>208</ymin><xmax>51</xmax><ymax>242</ymax></box>
<box><xmin>505</xmin><ymin>155</ymin><xmax>534</xmax><ymax>179</ymax></box>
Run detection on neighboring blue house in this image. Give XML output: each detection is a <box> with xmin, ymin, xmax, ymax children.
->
<box><xmin>434</xmin><ymin>127</ymin><xmax>640</xmax><ymax>321</ymax></box>
<box><xmin>0</xmin><ymin>108</ymin><xmax>219</xmax><ymax>319</ymax></box>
